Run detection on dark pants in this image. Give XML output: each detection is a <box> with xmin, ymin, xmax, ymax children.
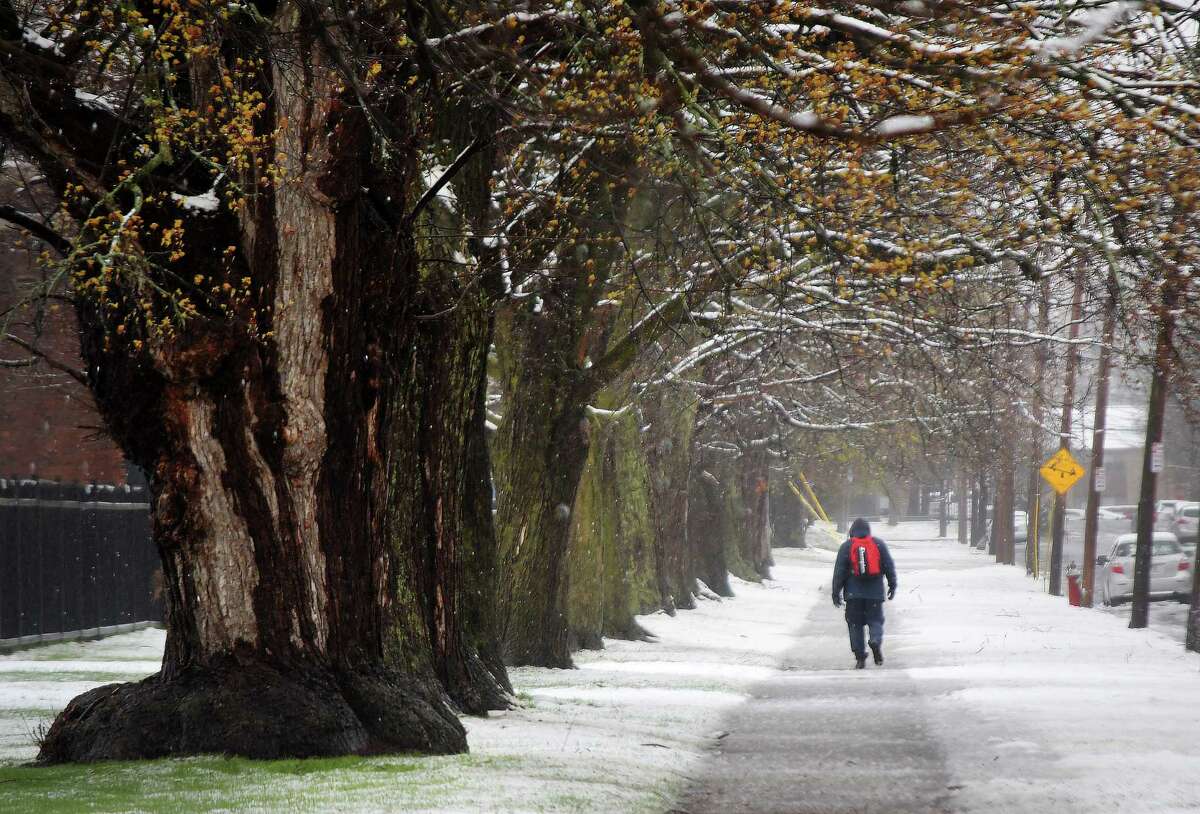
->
<box><xmin>845</xmin><ymin>598</ymin><xmax>884</xmax><ymax>656</ymax></box>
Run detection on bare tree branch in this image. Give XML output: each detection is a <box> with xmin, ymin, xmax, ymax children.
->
<box><xmin>0</xmin><ymin>205</ymin><xmax>71</xmax><ymax>255</ymax></box>
<box><xmin>3</xmin><ymin>333</ymin><xmax>87</xmax><ymax>386</ymax></box>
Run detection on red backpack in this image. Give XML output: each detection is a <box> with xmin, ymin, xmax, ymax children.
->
<box><xmin>849</xmin><ymin>536</ymin><xmax>882</xmax><ymax>578</ymax></box>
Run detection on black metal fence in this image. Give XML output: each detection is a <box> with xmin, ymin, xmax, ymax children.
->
<box><xmin>0</xmin><ymin>478</ymin><xmax>161</xmax><ymax>649</ymax></box>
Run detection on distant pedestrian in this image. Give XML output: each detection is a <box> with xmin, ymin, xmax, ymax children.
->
<box><xmin>832</xmin><ymin>518</ymin><xmax>897</xmax><ymax>669</ymax></box>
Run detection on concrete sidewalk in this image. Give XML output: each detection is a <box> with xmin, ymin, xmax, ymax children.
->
<box><xmin>670</xmin><ymin>527</ymin><xmax>1200</xmax><ymax>814</ymax></box>
<box><xmin>671</xmin><ymin>593</ymin><xmax>954</xmax><ymax>813</ymax></box>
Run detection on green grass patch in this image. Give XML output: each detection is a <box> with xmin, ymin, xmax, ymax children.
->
<box><xmin>0</xmin><ymin>752</ymin><xmax>525</xmax><ymax>813</ymax></box>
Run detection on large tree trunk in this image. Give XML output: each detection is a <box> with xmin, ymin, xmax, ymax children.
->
<box><xmin>566</xmin><ymin>403</ymin><xmax>659</xmax><ymax>647</ymax></box>
<box><xmin>387</xmin><ymin>292</ymin><xmax>511</xmax><ymax>714</ymax></box>
<box><xmin>38</xmin><ymin>16</ymin><xmax>477</xmax><ymax>761</ymax></box>
<box><xmin>491</xmin><ymin>157</ymin><xmax>632</xmax><ymax>668</ymax></box>
<box><xmin>1131</xmin><ymin>285</ymin><xmax>1176</xmax><ymax>628</ymax></box>
<box><xmin>492</xmin><ymin>298</ymin><xmax>595</xmax><ymax>668</ymax></box>
<box><xmin>688</xmin><ymin>452</ymin><xmax>737</xmax><ymax>597</ymax></box>
<box><xmin>1081</xmin><ymin>309</ymin><xmax>1116</xmax><ymax>607</ymax></box>
<box><xmin>644</xmin><ymin>384</ymin><xmax>700</xmax><ymax>612</ymax></box>
<box><xmin>740</xmin><ymin>448</ymin><xmax>774</xmax><ymax>578</ymax></box>
<box><xmin>385</xmin><ymin>94</ymin><xmax>512</xmax><ymax>714</ymax></box>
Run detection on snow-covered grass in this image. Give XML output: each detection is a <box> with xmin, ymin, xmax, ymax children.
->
<box><xmin>1</xmin><ymin>523</ymin><xmax>1197</xmax><ymax>813</ymax></box>
<box><xmin>0</xmin><ymin>554</ymin><xmax>826</xmax><ymax>812</ymax></box>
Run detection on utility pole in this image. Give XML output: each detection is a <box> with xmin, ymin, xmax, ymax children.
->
<box><xmin>1025</xmin><ymin>278</ymin><xmax>1051</xmax><ymax>575</ymax></box>
<box><xmin>1081</xmin><ymin>302</ymin><xmax>1117</xmax><ymax>608</ymax></box>
<box><xmin>1050</xmin><ymin>267</ymin><xmax>1085</xmax><ymax>597</ymax></box>
<box><xmin>1131</xmin><ymin>283</ymin><xmax>1177</xmax><ymax>629</ymax></box>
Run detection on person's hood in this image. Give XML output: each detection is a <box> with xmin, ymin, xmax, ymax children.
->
<box><xmin>849</xmin><ymin>517</ymin><xmax>871</xmax><ymax>538</ymax></box>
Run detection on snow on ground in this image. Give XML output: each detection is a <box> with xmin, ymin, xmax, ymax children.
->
<box><xmin>0</xmin><ymin>552</ymin><xmax>826</xmax><ymax>812</ymax></box>
<box><xmin>874</xmin><ymin>522</ymin><xmax>1200</xmax><ymax>814</ymax></box>
<box><xmin>0</xmin><ymin>522</ymin><xmax>1197</xmax><ymax>813</ymax></box>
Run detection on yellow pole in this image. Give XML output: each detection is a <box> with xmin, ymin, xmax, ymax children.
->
<box><xmin>798</xmin><ymin>473</ymin><xmax>831</xmax><ymax>522</ymax></box>
<box><xmin>787</xmin><ymin>481</ymin><xmax>823</xmax><ymax>522</ymax></box>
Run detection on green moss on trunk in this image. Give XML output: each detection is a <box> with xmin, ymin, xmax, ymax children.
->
<box><xmin>566</xmin><ymin>397</ymin><xmax>659</xmax><ymax>648</ymax></box>
<box><xmin>642</xmin><ymin>384</ymin><xmax>700</xmax><ymax>612</ymax></box>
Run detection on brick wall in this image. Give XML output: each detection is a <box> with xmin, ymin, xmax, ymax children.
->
<box><xmin>1</xmin><ymin>171</ymin><xmax>128</xmax><ymax>485</ymax></box>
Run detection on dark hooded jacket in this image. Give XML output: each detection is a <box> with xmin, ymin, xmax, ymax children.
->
<box><xmin>832</xmin><ymin>518</ymin><xmax>897</xmax><ymax>602</ymax></box>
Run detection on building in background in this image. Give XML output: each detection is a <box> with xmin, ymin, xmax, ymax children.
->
<box><xmin>1</xmin><ymin>169</ymin><xmax>128</xmax><ymax>485</ymax></box>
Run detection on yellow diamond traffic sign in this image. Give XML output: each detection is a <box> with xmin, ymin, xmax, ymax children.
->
<box><xmin>1040</xmin><ymin>448</ymin><xmax>1085</xmax><ymax>495</ymax></box>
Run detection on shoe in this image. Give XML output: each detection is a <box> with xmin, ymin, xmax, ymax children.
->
<box><xmin>869</xmin><ymin>642</ymin><xmax>883</xmax><ymax>666</ymax></box>
<box><xmin>854</xmin><ymin>654</ymin><xmax>866</xmax><ymax>669</ymax></box>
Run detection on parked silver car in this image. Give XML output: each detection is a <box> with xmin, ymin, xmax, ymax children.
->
<box><xmin>1169</xmin><ymin>502</ymin><xmax>1198</xmax><ymax>545</ymax></box>
<box><xmin>983</xmin><ymin>510</ymin><xmax>1028</xmax><ymax>547</ymax></box>
<box><xmin>1014</xmin><ymin>510</ymin><xmax>1028</xmax><ymax>543</ymax></box>
<box><xmin>1154</xmin><ymin>499</ymin><xmax>1188</xmax><ymax>531</ymax></box>
<box><xmin>1097</xmin><ymin>532</ymin><xmax>1192</xmax><ymax>606</ymax></box>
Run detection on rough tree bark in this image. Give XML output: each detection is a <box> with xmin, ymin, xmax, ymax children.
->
<box><xmin>1131</xmin><ymin>283</ymin><xmax>1177</xmax><ymax>629</ymax></box>
<box><xmin>739</xmin><ymin>447</ymin><xmax>774</xmax><ymax>578</ymax></box>
<box><xmin>1081</xmin><ymin>307</ymin><xmax>1116</xmax><ymax>607</ymax></box>
<box><xmin>688</xmin><ymin>451</ymin><xmax>739</xmax><ymax>596</ymax></box>
<box><xmin>7</xmin><ymin>5</ymin><xmax>505</xmax><ymax>760</ymax></box>
<box><xmin>643</xmin><ymin>383</ymin><xmax>701</xmax><ymax>612</ymax></box>
<box><xmin>384</xmin><ymin>96</ymin><xmax>512</xmax><ymax>714</ymax></box>
<box><xmin>491</xmin><ymin>163</ymin><xmax>717</xmax><ymax>666</ymax></box>
<box><xmin>566</xmin><ymin>402</ymin><xmax>659</xmax><ymax>647</ymax></box>
<box><xmin>491</xmin><ymin>287</ymin><xmax>602</xmax><ymax>668</ymax></box>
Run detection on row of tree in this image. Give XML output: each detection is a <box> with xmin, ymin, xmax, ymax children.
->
<box><xmin>1</xmin><ymin>1</ymin><xmax>1197</xmax><ymax>763</ymax></box>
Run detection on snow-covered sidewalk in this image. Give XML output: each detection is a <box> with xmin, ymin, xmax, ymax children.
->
<box><xmin>678</xmin><ymin>523</ymin><xmax>1200</xmax><ymax>813</ymax></box>
<box><xmin>0</xmin><ymin>522</ymin><xmax>1197</xmax><ymax>812</ymax></box>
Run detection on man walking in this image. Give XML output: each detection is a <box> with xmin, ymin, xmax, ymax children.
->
<box><xmin>832</xmin><ymin>518</ymin><xmax>898</xmax><ymax>669</ymax></box>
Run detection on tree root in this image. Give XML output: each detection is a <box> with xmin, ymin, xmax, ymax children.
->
<box><xmin>37</xmin><ymin>656</ymin><xmax>466</xmax><ymax>764</ymax></box>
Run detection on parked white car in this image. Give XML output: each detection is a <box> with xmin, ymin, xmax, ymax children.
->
<box><xmin>984</xmin><ymin>510</ymin><xmax>1029</xmax><ymax>546</ymax></box>
<box><xmin>1014</xmin><ymin>510</ymin><xmax>1028</xmax><ymax>543</ymax></box>
<box><xmin>1154</xmin><ymin>499</ymin><xmax>1188</xmax><ymax>531</ymax></box>
<box><xmin>1170</xmin><ymin>502</ymin><xmax>1198</xmax><ymax>545</ymax></box>
<box><xmin>1097</xmin><ymin>532</ymin><xmax>1192</xmax><ymax>606</ymax></box>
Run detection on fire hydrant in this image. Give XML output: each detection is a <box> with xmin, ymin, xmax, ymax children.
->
<box><xmin>1066</xmin><ymin>571</ymin><xmax>1082</xmax><ymax>607</ymax></box>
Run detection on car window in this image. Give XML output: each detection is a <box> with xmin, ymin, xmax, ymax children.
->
<box><xmin>1153</xmin><ymin>540</ymin><xmax>1182</xmax><ymax>556</ymax></box>
<box><xmin>1115</xmin><ymin>543</ymin><xmax>1134</xmax><ymax>557</ymax></box>
<box><xmin>1183</xmin><ymin>507</ymin><xmax>1199</xmax><ymax>518</ymax></box>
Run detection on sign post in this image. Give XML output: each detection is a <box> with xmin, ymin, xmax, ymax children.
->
<box><xmin>1040</xmin><ymin>449</ymin><xmax>1086</xmax><ymax>602</ymax></box>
